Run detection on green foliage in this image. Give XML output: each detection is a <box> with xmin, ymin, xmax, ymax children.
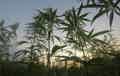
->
<box><xmin>51</xmin><ymin>45</ymin><xmax>66</xmax><ymax>56</ymax></box>
<box><xmin>81</xmin><ymin>0</ymin><xmax>120</xmax><ymax>30</ymax></box>
<box><xmin>0</xmin><ymin>20</ymin><xmax>19</xmax><ymax>61</ymax></box>
<box><xmin>0</xmin><ymin>59</ymin><xmax>120</xmax><ymax>76</ymax></box>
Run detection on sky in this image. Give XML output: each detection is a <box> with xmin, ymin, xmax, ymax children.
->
<box><xmin>0</xmin><ymin>0</ymin><xmax>79</xmax><ymax>25</ymax></box>
<box><xmin>0</xmin><ymin>0</ymin><xmax>80</xmax><ymax>41</ymax></box>
<box><xmin>0</xmin><ymin>0</ymin><xmax>120</xmax><ymax>39</ymax></box>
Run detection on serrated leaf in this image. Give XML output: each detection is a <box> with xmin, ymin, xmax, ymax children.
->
<box><xmin>92</xmin><ymin>9</ymin><xmax>108</xmax><ymax>24</ymax></box>
<box><xmin>109</xmin><ymin>11</ymin><xmax>114</xmax><ymax>31</ymax></box>
<box><xmin>54</xmin><ymin>35</ymin><xmax>61</xmax><ymax>41</ymax></box>
<box><xmin>17</xmin><ymin>41</ymin><xmax>28</xmax><ymax>45</ymax></box>
<box><xmin>115</xmin><ymin>9</ymin><xmax>120</xmax><ymax>16</ymax></box>
<box><xmin>77</xmin><ymin>3</ymin><xmax>83</xmax><ymax>15</ymax></box>
<box><xmin>80</xmin><ymin>13</ymin><xmax>89</xmax><ymax>17</ymax></box>
<box><xmin>114</xmin><ymin>0</ymin><xmax>120</xmax><ymax>7</ymax></box>
<box><xmin>88</xmin><ymin>28</ymin><xmax>94</xmax><ymax>37</ymax></box>
<box><xmin>92</xmin><ymin>38</ymin><xmax>108</xmax><ymax>45</ymax></box>
<box><xmin>51</xmin><ymin>45</ymin><xmax>66</xmax><ymax>56</ymax></box>
<box><xmin>82</xmin><ymin>4</ymin><xmax>104</xmax><ymax>8</ymax></box>
<box><xmin>91</xmin><ymin>30</ymin><xmax>109</xmax><ymax>38</ymax></box>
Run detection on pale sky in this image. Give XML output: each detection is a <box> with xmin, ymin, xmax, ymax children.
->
<box><xmin>0</xmin><ymin>0</ymin><xmax>78</xmax><ymax>24</ymax></box>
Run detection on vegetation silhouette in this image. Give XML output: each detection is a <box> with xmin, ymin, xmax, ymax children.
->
<box><xmin>0</xmin><ymin>0</ymin><xmax>120</xmax><ymax>76</ymax></box>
